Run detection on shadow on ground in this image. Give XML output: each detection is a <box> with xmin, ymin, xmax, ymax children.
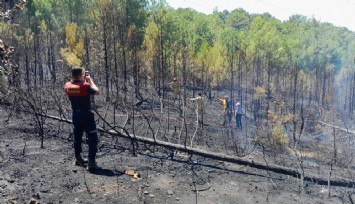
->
<box><xmin>89</xmin><ymin>168</ymin><xmax>124</xmax><ymax>177</ymax></box>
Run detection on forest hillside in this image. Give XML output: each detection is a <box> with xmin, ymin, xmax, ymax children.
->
<box><xmin>1</xmin><ymin>0</ymin><xmax>355</xmax><ymax>203</ymax></box>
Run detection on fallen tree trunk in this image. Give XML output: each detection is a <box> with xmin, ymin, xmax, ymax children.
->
<box><xmin>36</xmin><ymin>113</ymin><xmax>355</xmax><ymax>188</ymax></box>
<box><xmin>318</xmin><ymin>121</ymin><xmax>355</xmax><ymax>135</ymax></box>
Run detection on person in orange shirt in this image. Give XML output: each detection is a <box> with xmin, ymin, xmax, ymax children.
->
<box><xmin>216</xmin><ymin>95</ymin><xmax>232</xmax><ymax>126</ymax></box>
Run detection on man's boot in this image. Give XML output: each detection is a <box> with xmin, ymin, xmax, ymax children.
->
<box><xmin>87</xmin><ymin>158</ymin><xmax>101</xmax><ymax>172</ymax></box>
<box><xmin>74</xmin><ymin>154</ymin><xmax>87</xmax><ymax>167</ymax></box>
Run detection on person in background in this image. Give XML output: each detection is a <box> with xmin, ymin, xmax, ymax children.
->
<box><xmin>190</xmin><ymin>92</ymin><xmax>204</xmax><ymax>126</ymax></box>
<box><xmin>235</xmin><ymin>97</ymin><xmax>243</xmax><ymax>129</ymax></box>
<box><xmin>168</xmin><ymin>77</ymin><xmax>180</xmax><ymax>101</ymax></box>
<box><xmin>64</xmin><ymin>66</ymin><xmax>100</xmax><ymax>172</ymax></box>
<box><xmin>216</xmin><ymin>95</ymin><xmax>232</xmax><ymax>125</ymax></box>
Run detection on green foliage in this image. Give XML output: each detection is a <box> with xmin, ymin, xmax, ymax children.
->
<box><xmin>7</xmin><ymin>0</ymin><xmax>355</xmax><ymax>89</ymax></box>
<box><xmin>33</xmin><ymin>0</ymin><xmax>52</xmax><ymax>18</ymax></box>
<box><xmin>60</xmin><ymin>23</ymin><xmax>84</xmax><ymax>67</ymax></box>
<box><xmin>142</xmin><ymin>20</ymin><xmax>159</xmax><ymax>77</ymax></box>
<box><xmin>205</xmin><ymin>42</ymin><xmax>227</xmax><ymax>87</ymax></box>
<box><xmin>272</xmin><ymin>123</ymin><xmax>289</xmax><ymax>151</ymax></box>
<box><xmin>225</xmin><ymin>8</ymin><xmax>250</xmax><ymax>30</ymax></box>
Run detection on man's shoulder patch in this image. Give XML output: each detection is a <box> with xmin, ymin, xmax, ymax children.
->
<box><xmin>66</xmin><ymin>84</ymin><xmax>80</xmax><ymax>94</ymax></box>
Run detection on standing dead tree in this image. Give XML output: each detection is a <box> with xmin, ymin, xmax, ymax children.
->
<box><xmin>14</xmin><ymin>87</ymin><xmax>51</xmax><ymax>148</ymax></box>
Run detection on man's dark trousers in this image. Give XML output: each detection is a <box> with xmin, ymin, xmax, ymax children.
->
<box><xmin>236</xmin><ymin>114</ymin><xmax>242</xmax><ymax>128</ymax></box>
<box><xmin>72</xmin><ymin>110</ymin><xmax>98</xmax><ymax>160</ymax></box>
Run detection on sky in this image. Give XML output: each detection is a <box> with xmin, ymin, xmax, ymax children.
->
<box><xmin>166</xmin><ymin>0</ymin><xmax>355</xmax><ymax>32</ymax></box>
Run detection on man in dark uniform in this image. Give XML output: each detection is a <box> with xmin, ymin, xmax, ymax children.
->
<box><xmin>64</xmin><ymin>67</ymin><xmax>100</xmax><ymax>172</ymax></box>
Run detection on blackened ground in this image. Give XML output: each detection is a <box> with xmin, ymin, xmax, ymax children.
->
<box><xmin>0</xmin><ymin>105</ymin><xmax>352</xmax><ymax>204</ymax></box>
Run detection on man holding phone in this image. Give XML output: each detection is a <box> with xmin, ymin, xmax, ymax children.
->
<box><xmin>64</xmin><ymin>66</ymin><xmax>100</xmax><ymax>172</ymax></box>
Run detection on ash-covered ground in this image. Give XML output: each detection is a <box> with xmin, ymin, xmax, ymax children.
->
<box><xmin>0</xmin><ymin>104</ymin><xmax>353</xmax><ymax>204</ymax></box>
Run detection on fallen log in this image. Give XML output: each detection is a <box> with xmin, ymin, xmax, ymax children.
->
<box><xmin>318</xmin><ymin>121</ymin><xmax>355</xmax><ymax>135</ymax></box>
<box><xmin>36</xmin><ymin>113</ymin><xmax>355</xmax><ymax>188</ymax></box>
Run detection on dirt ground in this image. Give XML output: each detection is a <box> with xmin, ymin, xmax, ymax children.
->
<box><xmin>0</xmin><ymin>104</ymin><xmax>354</xmax><ymax>204</ymax></box>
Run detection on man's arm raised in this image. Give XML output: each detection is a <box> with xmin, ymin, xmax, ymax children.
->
<box><xmin>86</xmin><ymin>76</ymin><xmax>100</xmax><ymax>95</ymax></box>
